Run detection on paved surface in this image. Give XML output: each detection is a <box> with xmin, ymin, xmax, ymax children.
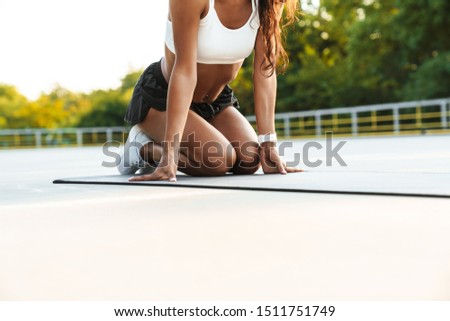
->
<box><xmin>0</xmin><ymin>134</ymin><xmax>449</xmax><ymax>300</ymax></box>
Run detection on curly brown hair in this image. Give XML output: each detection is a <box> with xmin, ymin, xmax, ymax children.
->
<box><xmin>257</xmin><ymin>0</ymin><xmax>299</xmax><ymax>76</ymax></box>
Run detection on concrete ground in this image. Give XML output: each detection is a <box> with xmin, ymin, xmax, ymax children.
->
<box><xmin>0</xmin><ymin>134</ymin><xmax>449</xmax><ymax>300</ymax></box>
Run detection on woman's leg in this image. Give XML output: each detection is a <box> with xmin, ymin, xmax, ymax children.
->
<box><xmin>208</xmin><ymin>106</ymin><xmax>261</xmax><ymax>175</ymax></box>
<box><xmin>138</xmin><ymin>107</ymin><xmax>237</xmax><ymax>176</ymax></box>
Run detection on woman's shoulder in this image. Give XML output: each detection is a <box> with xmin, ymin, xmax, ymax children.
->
<box><xmin>169</xmin><ymin>0</ymin><xmax>209</xmax><ymax>20</ymax></box>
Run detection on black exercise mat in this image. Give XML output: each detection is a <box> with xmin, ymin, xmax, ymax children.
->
<box><xmin>53</xmin><ymin>171</ymin><xmax>450</xmax><ymax>198</ymax></box>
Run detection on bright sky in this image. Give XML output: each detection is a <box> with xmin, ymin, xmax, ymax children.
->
<box><xmin>0</xmin><ymin>0</ymin><xmax>169</xmax><ymax>99</ymax></box>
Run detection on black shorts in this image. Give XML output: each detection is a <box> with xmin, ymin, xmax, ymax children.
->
<box><xmin>124</xmin><ymin>59</ymin><xmax>240</xmax><ymax>125</ymax></box>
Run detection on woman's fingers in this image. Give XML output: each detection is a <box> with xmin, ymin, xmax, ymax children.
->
<box><xmin>128</xmin><ymin>159</ymin><xmax>179</xmax><ymax>182</ymax></box>
<box><xmin>261</xmin><ymin>154</ymin><xmax>304</xmax><ymax>175</ymax></box>
<box><xmin>285</xmin><ymin>166</ymin><xmax>304</xmax><ymax>173</ymax></box>
<box><xmin>277</xmin><ymin>159</ymin><xmax>287</xmax><ymax>175</ymax></box>
<box><xmin>129</xmin><ymin>173</ymin><xmax>159</xmax><ymax>181</ymax></box>
<box><xmin>272</xmin><ymin>152</ymin><xmax>304</xmax><ymax>174</ymax></box>
<box><xmin>129</xmin><ymin>169</ymin><xmax>176</xmax><ymax>182</ymax></box>
<box><xmin>129</xmin><ymin>173</ymin><xmax>176</xmax><ymax>182</ymax></box>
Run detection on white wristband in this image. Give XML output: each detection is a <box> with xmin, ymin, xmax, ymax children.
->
<box><xmin>258</xmin><ymin>133</ymin><xmax>277</xmax><ymax>144</ymax></box>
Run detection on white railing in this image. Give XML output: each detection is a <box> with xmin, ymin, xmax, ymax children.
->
<box><xmin>0</xmin><ymin>126</ymin><xmax>126</xmax><ymax>148</ymax></box>
<box><xmin>1</xmin><ymin>98</ymin><xmax>449</xmax><ymax>148</ymax></box>
<box><xmin>247</xmin><ymin>98</ymin><xmax>450</xmax><ymax>137</ymax></box>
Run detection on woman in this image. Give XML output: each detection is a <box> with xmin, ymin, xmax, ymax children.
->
<box><xmin>118</xmin><ymin>0</ymin><xmax>302</xmax><ymax>182</ymax></box>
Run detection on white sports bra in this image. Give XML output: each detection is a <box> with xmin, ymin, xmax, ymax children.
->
<box><xmin>165</xmin><ymin>0</ymin><xmax>260</xmax><ymax>64</ymax></box>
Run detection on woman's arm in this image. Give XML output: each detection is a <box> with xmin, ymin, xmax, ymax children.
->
<box><xmin>132</xmin><ymin>0</ymin><xmax>204</xmax><ymax>182</ymax></box>
<box><xmin>253</xmin><ymin>1</ymin><xmax>285</xmax><ymax>136</ymax></box>
<box><xmin>253</xmin><ymin>28</ymin><xmax>277</xmax><ymax>138</ymax></box>
<box><xmin>164</xmin><ymin>0</ymin><xmax>203</xmax><ymax>151</ymax></box>
<box><xmin>253</xmin><ymin>3</ymin><xmax>302</xmax><ymax>174</ymax></box>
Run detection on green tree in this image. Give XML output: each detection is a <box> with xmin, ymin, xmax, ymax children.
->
<box><xmin>119</xmin><ymin>70</ymin><xmax>142</xmax><ymax>94</ymax></box>
<box><xmin>11</xmin><ymin>85</ymin><xmax>91</xmax><ymax>129</ymax></box>
<box><xmin>393</xmin><ymin>0</ymin><xmax>450</xmax><ymax>100</ymax></box>
<box><xmin>76</xmin><ymin>89</ymin><xmax>129</xmax><ymax>127</ymax></box>
<box><xmin>0</xmin><ymin>84</ymin><xmax>28</xmax><ymax>128</ymax></box>
<box><xmin>76</xmin><ymin>70</ymin><xmax>141</xmax><ymax>127</ymax></box>
<box><xmin>402</xmin><ymin>51</ymin><xmax>450</xmax><ymax>100</ymax></box>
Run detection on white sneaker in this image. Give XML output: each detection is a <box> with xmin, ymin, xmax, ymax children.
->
<box><xmin>117</xmin><ymin>125</ymin><xmax>156</xmax><ymax>175</ymax></box>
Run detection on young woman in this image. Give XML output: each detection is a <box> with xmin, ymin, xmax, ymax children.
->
<box><xmin>118</xmin><ymin>0</ymin><xmax>302</xmax><ymax>182</ymax></box>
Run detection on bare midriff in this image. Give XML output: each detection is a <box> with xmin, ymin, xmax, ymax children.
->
<box><xmin>161</xmin><ymin>47</ymin><xmax>244</xmax><ymax>103</ymax></box>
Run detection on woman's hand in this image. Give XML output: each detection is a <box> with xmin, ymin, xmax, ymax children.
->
<box><xmin>259</xmin><ymin>142</ymin><xmax>303</xmax><ymax>174</ymax></box>
<box><xmin>129</xmin><ymin>151</ymin><xmax>178</xmax><ymax>182</ymax></box>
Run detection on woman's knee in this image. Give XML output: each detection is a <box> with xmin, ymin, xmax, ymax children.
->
<box><xmin>181</xmin><ymin>140</ymin><xmax>236</xmax><ymax>176</ymax></box>
<box><xmin>200</xmin><ymin>140</ymin><xmax>236</xmax><ymax>175</ymax></box>
<box><xmin>232</xmin><ymin>142</ymin><xmax>260</xmax><ymax>175</ymax></box>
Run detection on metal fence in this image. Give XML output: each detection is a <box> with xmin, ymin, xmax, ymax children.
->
<box><xmin>0</xmin><ymin>127</ymin><xmax>126</xmax><ymax>149</ymax></box>
<box><xmin>1</xmin><ymin>98</ymin><xmax>449</xmax><ymax>149</ymax></box>
<box><xmin>248</xmin><ymin>97</ymin><xmax>450</xmax><ymax>138</ymax></box>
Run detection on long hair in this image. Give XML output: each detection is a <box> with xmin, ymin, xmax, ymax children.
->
<box><xmin>257</xmin><ymin>0</ymin><xmax>298</xmax><ymax>76</ymax></box>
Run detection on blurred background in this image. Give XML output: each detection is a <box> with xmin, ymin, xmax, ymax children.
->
<box><xmin>0</xmin><ymin>0</ymin><xmax>449</xmax><ymax>147</ymax></box>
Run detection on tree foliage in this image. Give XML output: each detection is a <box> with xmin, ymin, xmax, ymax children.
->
<box><xmin>234</xmin><ymin>0</ymin><xmax>450</xmax><ymax>114</ymax></box>
<box><xmin>0</xmin><ymin>84</ymin><xmax>28</xmax><ymax>128</ymax></box>
<box><xmin>0</xmin><ymin>71</ymin><xmax>140</xmax><ymax>129</ymax></box>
